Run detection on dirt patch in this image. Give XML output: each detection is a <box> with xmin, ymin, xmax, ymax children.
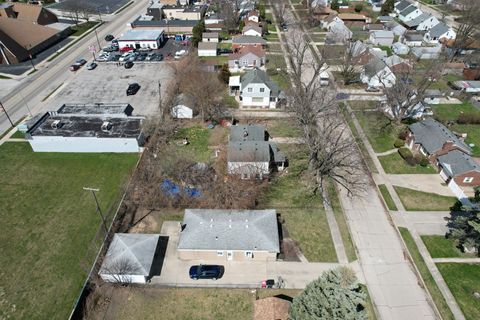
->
<box><xmin>281</xmin><ymin>238</ymin><xmax>302</xmax><ymax>262</ymax></box>
<box><xmin>129</xmin><ymin>208</ymin><xmax>159</xmax><ymax>233</ymax></box>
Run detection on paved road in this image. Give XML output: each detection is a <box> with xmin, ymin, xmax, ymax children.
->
<box><xmin>0</xmin><ymin>0</ymin><xmax>148</xmax><ymax>134</ymax></box>
<box><xmin>283</xmin><ymin>2</ymin><xmax>439</xmax><ymax>319</ymax></box>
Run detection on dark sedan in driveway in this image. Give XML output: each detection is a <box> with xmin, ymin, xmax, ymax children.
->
<box><xmin>189</xmin><ymin>265</ymin><xmax>223</xmax><ymax>280</ymax></box>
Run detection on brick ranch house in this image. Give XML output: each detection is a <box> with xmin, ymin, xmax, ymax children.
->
<box><xmin>406</xmin><ymin>118</ymin><xmax>480</xmax><ymax>187</ymax></box>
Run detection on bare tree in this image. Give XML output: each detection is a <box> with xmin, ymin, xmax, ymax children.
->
<box><xmin>61</xmin><ymin>0</ymin><xmax>94</xmax><ymax>25</ymax></box>
<box><xmin>285</xmin><ymin>30</ymin><xmax>364</xmax><ymax>195</ymax></box>
<box><xmin>339</xmin><ymin>40</ymin><xmax>363</xmax><ymax>85</ymax></box>
<box><xmin>273</xmin><ymin>0</ymin><xmax>287</xmax><ymax>26</ymax></box>
<box><xmin>448</xmin><ymin>0</ymin><xmax>480</xmax><ymax>61</ymax></box>
<box><xmin>380</xmin><ymin>60</ymin><xmax>441</xmax><ymax>123</ymax></box>
<box><xmin>101</xmin><ymin>257</ymin><xmax>138</xmax><ymax>284</ymax></box>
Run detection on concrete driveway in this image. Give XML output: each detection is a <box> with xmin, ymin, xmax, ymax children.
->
<box><xmin>390</xmin><ymin>211</ymin><xmax>450</xmax><ymax>236</ymax></box>
<box><xmin>385</xmin><ymin>174</ymin><xmax>455</xmax><ymax>197</ymax></box>
<box><xmin>150</xmin><ymin>221</ymin><xmax>345</xmax><ymax>289</ymax></box>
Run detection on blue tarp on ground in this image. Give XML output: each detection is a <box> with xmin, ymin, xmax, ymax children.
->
<box><xmin>161</xmin><ymin>179</ymin><xmax>201</xmax><ymax>198</ymax></box>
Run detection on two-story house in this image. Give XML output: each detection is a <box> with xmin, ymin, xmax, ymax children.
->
<box><xmin>399</xmin><ymin>5</ymin><xmax>423</xmax><ymax>23</ymax></box>
<box><xmin>424</xmin><ymin>23</ymin><xmax>456</xmax><ymax>44</ymax></box>
<box><xmin>229</xmin><ymin>68</ymin><xmax>283</xmax><ymax>108</ymax></box>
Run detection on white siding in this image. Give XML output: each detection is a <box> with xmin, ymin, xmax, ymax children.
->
<box><xmin>118</xmin><ymin>40</ymin><xmax>160</xmax><ymax>50</ymax></box>
<box><xmin>100</xmin><ymin>274</ymin><xmax>147</xmax><ymax>284</ymax></box>
<box><xmin>243</xmin><ymin>29</ymin><xmax>261</xmax><ymax>37</ymax></box>
<box><xmin>242</xmin><ymin>96</ymin><xmax>270</xmax><ymax>107</ymax></box>
<box><xmin>198</xmin><ymin>49</ymin><xmax>217</xmax><ymax>57</ymax></box>
<box><xmin>228</xmin><ymin>161</ymin><xmax>269</xmax><ymax>178</ymax></box>
<box><xmin>28</xmin><ymin>136</ymin><xmax>141</xmax><ymax>153</ymax></box>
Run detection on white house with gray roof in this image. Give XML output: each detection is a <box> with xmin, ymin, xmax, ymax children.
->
<box><xmin>407</xmin><ymin>13</ymin><xmax>440</xmax><ymax>31</ymax></box>
<box><xmin>230</xmin><ymin>68</ymin><xmax>283</xmax><ymax>108</ymax></box>
<box><xmin>178</xmin><ymin>209</ymin><xmax>280</xmax><ymax>261</ymax></box>
<box><xmin>361</xmin><ymin>57</ymin><xmax>395</xmax><ymax>88</ymax></box>
<box><xmin>394</xmin><ymin>0</ymin><xmax>412</xmax><ymax>14</ymax></box>
<box><xmin>399</xmin><ymin>5</ymin><xmax>423</xmax><ymax>23</ymax></box>
<box><xmin>437</xmin><ymin>151</ymin><xmax>480</xmax><ymax>187</ymax></box>
<box><xmin>99</xmin><ymin>233</ymin><xmax>160</xmax><ymax>283</ymax></box>
<box><xmin>424</xmin><ymin>22</ymin><xmax>455</xmax><ymax>44</ymax></box>
<box><xmin>227</xmin><ymin>124</ymin><xmax>286</xmax><ymax>179</ymax></box>
<box><xmin>369</xmin><ymin>30</ymin><xmax>394</xmax><ymax>46</ymax></box>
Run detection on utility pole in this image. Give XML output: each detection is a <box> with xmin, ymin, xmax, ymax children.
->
<box><xmin>0</xmin><ymin>100</ymin><xmax>14</xmax><ymax>128</ymax></box>
<box><xmin>25</xmin><ymin>44</ymin><xmax>36</xmax><ymax>71</ymax></box>
<box><xmin>158</xmin><ymin>81</ymin><xmax>162</xmax><ymax>111</ymax></box>
<box><xmin>83</xmin><ymin>187</ymin><xmax>109</xmax><ymax>234</ymax></box>
<box><xmin>94</xmin><ymin>28</ymin><xmax>101</xmax><ymax>50</ymax></box>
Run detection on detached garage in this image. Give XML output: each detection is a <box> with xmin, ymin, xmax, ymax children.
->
<box><xmin>99</xmin><ymin>233</ymin><xmax>160</xmax><ymax>284</ymax></box>
<box><xmin>198</xmin><ymin>42</ymin><xmax>217</xmax><ymax>57</ymax></box>
<box><xmin>117</xmin><ymin>29</ymin><xmax>164</xmax><ymax>50</ymax></box>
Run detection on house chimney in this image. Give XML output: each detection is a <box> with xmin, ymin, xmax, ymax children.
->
<box><xmin>243</xmin><ymin>130</ymin><xmax>248</xmax><ymax>137</ymax></box>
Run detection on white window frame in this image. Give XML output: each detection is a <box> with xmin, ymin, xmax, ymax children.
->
<box><xmin>259</xmin><ymin>88</ymin><xmax>265</xmax><ymax>93</ymax></box>
<box><xmin>247</xmin><ymin>87</ymin><xmax>253</xmax><ymax>93</ymax></box>
<box><xmin>463</xmin><ymin>177</ymin><xmax>474</xmax><ymax>183</ymax></box>
<box><xmin>245</xmin><ymin>251</ymin><xmax>253</xmax><ymax>258</ymax></box>
<box><xmin>216</xmin><ymin>251</ymin><xmax>224</xmax><ymax>257</ymax></box>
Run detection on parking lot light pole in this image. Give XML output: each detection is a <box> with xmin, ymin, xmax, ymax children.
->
<box><xmin>0</xmin><ymin>100</ymin><xmax>14</xmax><ymax>128</ymax></box>
<box><xmin>94</xmin><ymin>28</ymin><xmax>101</xmax><ymax>51</ymax></box>
<box><xmin>83</xmin><ymin>187</ymin><xmax>109</xmax><ymax>234</ymax></box>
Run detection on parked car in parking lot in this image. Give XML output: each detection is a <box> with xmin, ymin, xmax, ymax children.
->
<box><xmin>105</xmin><ymin>34</ymin><xmax>114</xmax><ymax>41</ymax></box>
<box><xmin>69</xmin><ymin>58</ymin><xmax>87</xmax><ymax>71</ymax></box>
<box><xmin>126</xmin><ymin>83</ymin><xmax>140</xmax><ymax>95</ymax></box>
<box><xmin>146</xmin><ymin>53</ymin><xmax>155</xmax><ymax>61</ymax></box>
<box><xmin>102</xmin><ymin>46</ymin><xmax>118</xmax><ymax>52</ymax></box>
<box><xmin>154</xmin><ymin>53</ymin><xmax>164</xmax><ymax>61</ymax></box>
<box><xmin>124</xmin><ymin>61</ymin><xmax>134</xmax><ymax>69</ymax></box>
<box><xmin>69</xmin><ymin>64</ymin><xmax>80</xmax><ymax>71</ymax></box>
<box><xmin>174</xmin><ymin>50</ymin><xmax>186</xmax><ymax>59</ymax></box>
<box><xmin>75</xmin><ymin>59</ymin><xmax>87</xmax><ymax>66</ymax></box>
<box><xmin>86</xmin><ymin>62</ymin><xmax>97</xmax><ymax>70</ymax></box>
<box><xmin>119</xmin><ymin>52</ymin><xmax>133</xmax><ymax>62</ymax></box>
<box><xmin>189</xmin><ymin>265</ymin><xmax>223</xmax><ymax>280</ymax></box>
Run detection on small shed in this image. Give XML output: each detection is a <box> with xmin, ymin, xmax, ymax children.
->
<box><xmin>392</xmin><ymin>42</ymin><xmax>409</xmax><ymax>55</ymax></box>
<box><xmin>369</xmin><ymin>30</ymin><xmax>394</xmax><ymax>46</ymax></box>
<box><xmin>198</xmin><ymin>42</ymin><xmax>217</xmax><ymax>57</ymax></box>
<box><xmin>172</xmin><ymin>94</ymin><xmax>194</xmax><ymax>119</ymax></box>
<box><xmin>202</xmin><ymin>32</ymin><xmax>219</xmax><ymax>42</ymax></box>
<box><xmin>99</xmin><ymin>233</ymin><xmax>160</xmax><ymax>284</ymax></box>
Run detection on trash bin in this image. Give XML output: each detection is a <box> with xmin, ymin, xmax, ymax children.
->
<box><xmin>266</xmin><ymin>279</ymin><xmax>275</xmax><ymax>288</ymax></box>
<box><xmin>261</xmin><ymin>280</ymin><xmax>266</xmax><ymax>288</ymax></box>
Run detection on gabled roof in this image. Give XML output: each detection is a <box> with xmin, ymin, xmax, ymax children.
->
<box><xmin>198</xmin><ymin>41</ymin><xmax>217</xmax><ymax>50</ymax></box>
<box><xmin>378</xmin><ymin>16</ymin><xmax>394</xmax><ymax>22</ymax></box>
<box><xmin>202</xmin><ymin>32</ymin><xmax>218</xmax><ymax>38</ymax></box>
<box><xmin>0</xmin><ymin>18</ymin><xmax>59</xmax><ymax>52</ymax></box>
<box><xmin>364</xmin><ymin>57</ymin><xmax>387</xmax><ymax>77</ymax></box>
<box><xmin>338</xmin><ymin>13</ymin><xmax>367</xmax><ymax>21</ymax></box>
<box><xmin>11</xmin><ymin>2</ymin><xmax>56</xmax><ymax>24</ymax></box>
<box><xmin>230</xmin><ymin>124</ymin><xmax>267</xmax><ymax>142</ymax></box>
<box><xmin>400</xmin><ymin>5</ymin><xmax>418</xmax><ymax>17</ymax></box>
<box><xmin>240</xmin><ymin>68</ymin><xmax>281</xmax><ymax>97</ymax></box>
<box><xmin>395</xmin><ymin>0</ymin><xmax>412</xmax><ymax>12</ymax></box>
<box><xmin>404</xmin><ymin>13</ymin><xmax>432</xmax><ymax>28</ymax></box>
<box><xmin>229</xmin><ymin>45</ymin><xmax>265</xmax><ymax>60</ymax></box>
<box><xmin>232</xmin><ymin>35</ymin><xmax>267</xmax><ymax>45</ymax></box>
<box><xmin>371</xmin><ymin>30</ymin><xmax>394</xmax><ymax>38</ymax></box>
<box><xmin>438</xmin><ymin>150</ymin><xmax>480</xmax><ymax>177</ymax></box>
<box><xmin>99</xmin><ymin>233</ymin><xmax>160</xmax><ymax>276</ymax></box>
<box><xmin>178</xmin><ymin>209</ymin><xmax>280</xmax><ymax>252</ymax></box>
<box><xmin>428</xmin><ymin>23</ymin><xmax>450</xmax><ymax>38</ymax></box>
<box><xmin>409</xmin><ymin>118</ymin><xmax>471</xmax><ymax>154</ymax></box>
<box><xmin>385</xmin><ymin>54</ymin><xmax>405</xmax><ymax>67</ymax></box>
<box><xmin>404</xmin><ymin>31</ymin><xmax>425</xmax><ymax>41</ymax></box>
<box><xmin>243</xmin><ymin>24</ymin><xmax>262</xmax><ymax>34</ymax></box>
<box><xmin>228</xmin><ymin>140</ymin><xmax>271</xmax><ymax>162</ymax></box>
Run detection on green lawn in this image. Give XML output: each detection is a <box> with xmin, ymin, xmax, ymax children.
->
<box><xmin>71</xmin><ymin>21</ymin><xmax>99</xmax><ymax>37</ymax></box>
<box><xmin>266</xmin><ymin>119</ymin><xmax>302</xmax><ymax>138</ymax></box>
<box><xmin>421</xmin><ymin>235</ymin><xmax>476</xmax><ymax>259</ymax></box>
<box><xmin>432</xmin><ymin>102</ymin><xmax>480</xmax><ymax>123</ymax></box>
<box><xmin>260</xmin><ymin>144</ymin><xmax>337</xmax><ymax>262</ymax></box>
<box><xmin>0</xmin><ymin>142</ymin><xmax>138</xmax><ymax>320</ymax></box>
<box><xmin>173</xmin><ymin>125</ymin><xmax>211</xmax><ymax>162</ymax></box>
<box><xmin>354</xmin><ymin>111</ymin><xmax>404</xmax><ymax>153</ymax></box>
<box><xmin>450</xmin><ymin>124</ymin><xmax>480</xmax><ymax>156</ymax></box>
<box><xmin>398</xmin><ymin>228</ymin><xmax>455</xmax><ymax>320</ymax></box>
<box><xmin>378</xmin><ymin>184</ymin><xmax>398</xmax><ymax>211</ymax></box>
<box><xmin>268</xmin><ymin>71</ymin><xmax>290</xmax><ymax>90</ymax></box>
<box><xmin>394</xmin><ymin>186</ymin><xmax>457</xmax><ymax>211</ymax></box>
<box><xmin>437</xmin><ymin>263</ymin><xmax>480</xmax><ymax>320</ymax></box>
<box><xmin>10</xmin><ymin>130</ymin><xmax>26</xmax><ymax>139</ymax></box>
<box><xmin>348</xmin><ymin>100</ymin><xmax>378</xmax><ymax>111</ymax></box>
<box><xmin>267</xmin><ymin>54</ymin><xmax>287</xmax><ymax>70</ymax></box>
<box><xmin>328</xmin><ymin>182</ymin><xmax>357</xmax><ymax>262</ymax></box>
<box><xmin>217</xmin><ymin>42</ymin><xmax>232</xmax><ymax>50</ymax></box>
<box><xmin>378</xmin><ymin>152</ymin><xmax>437</xmax><ymax>174</ymax></box>
<box><xmin>107</xmin><ymin>287</ymin><xmax>299</xmax><ymax>320</ymax></box>
<box><xmin>264</xmin><ymin>33</ymin><xmax>279</xmax><ymax>41</ymax></box>
<box><xmin>267</xmin><ymin>43</ymin><xmax>283</xmax><ymax>52</ymax></box>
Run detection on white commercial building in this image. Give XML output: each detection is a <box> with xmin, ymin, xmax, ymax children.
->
<box><xmin>117</xmin><ymin>29</ymin><xmax>165</xmax><ymax>50</ymax></box>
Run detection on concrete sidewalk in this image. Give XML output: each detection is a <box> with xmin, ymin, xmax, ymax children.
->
<box><xmin>390</xmin><ymin>211</ymin><xmax>449</xmax><ymax>235</ymax></box>
<box><xmin>432</xmin><ymin>258</ymin><xmax>480</xmax><ymax>263</ymax></box>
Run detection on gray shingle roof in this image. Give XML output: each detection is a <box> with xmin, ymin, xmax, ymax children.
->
<box><xmin>99</xmin><ymin>233</ymin><xmax>159</xmax><ymax>276</ymax></box>
<box><xmin>395</xmin><ymin>0</ymin><xmax>412</xmax><ymax>12</ymax></box>
<box><xmin>409</xmin><ymin>118</ymin><xmax>471</xmax><ymax>154</ymax></box>
<box><xmin>232</xmin><ymin>35</ymin><xmax>267</xmax><ymax>45</ymax></box>
<box><xmin>228</xmin><ymin>140</ymin><xmax>271</xmax><ymax>162</ymax></box>
<box><xmin>428</xmin><ymin>23</ymin><xmax>449</xmax><ymax>38</ymax></box>
<box><xmin>364</xmin><ymin>57</ymin><xmax>387</xmax><ymax>77</ymax></box>
<box><xmin>178</xmin><ymin>209</ymin><xmax>280</xmax><ymax>252</ymax></box>
<box><xmin>400</xmin><ymin>5</ymin><xmax>418</xmax><ymax>17</ymax></box>
<box><xmin>404</xmin><ymin>13</ymin><xmax>431</xmax><ymax>27</ymax></box>
<box><xmin>230</xmin><ymin>124</ymin><xmax>267</xmax><ymax>142</ymax></box>
<box><xmin>438</xmin><ymin>150</ymin><xmax>480</xmax><ymax>176</ymax></box>
<box><xmin>240</xmin><ymin>68</ymin><xmax>281</xmax><ymax>97</ymax></box>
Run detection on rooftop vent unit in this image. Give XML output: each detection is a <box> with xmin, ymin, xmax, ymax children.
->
<box><xmin>51</xmin><ymin>120</ymin><xmax>63</xmax><ymax>129</ymax></box>
<box><xmin>101</xmin><ymin>121</ymin><xmax>112</xmax><ymax>132</ymax></box>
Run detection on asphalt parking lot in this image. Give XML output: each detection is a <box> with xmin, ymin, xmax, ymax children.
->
<box><xmin>47</xmin><ymin>62</ymin><xmax>174</xmax><ymax>116</ymax></box>
<box><xmin>101</xmin><ymin>38</ymin><xmax>189</xmax><ymax>62</ymax></box>
<box><xmin>48</xmin><ymin>0</ymin><xmax>129</xmax><ymax>14</ymax></box>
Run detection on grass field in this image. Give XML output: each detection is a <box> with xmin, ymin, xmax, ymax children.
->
<box><xmin>394</xmin><ymin>186</ymin><xmax>457</xmax><ymax>211</ymax></box>
<box><xmin>348</xmin><ymin>100</ymin><xmax>378</xmax><ymax>111</ymax></box>
<box><xmin>354</xmin><ymin>111</ymin><xmax>404</xmax><ymax>153</ymax></box>
<box><xmin>0</xmin><ymin>142</ymin><xmax>138</xmax><ymax>320</ymax></box>
<box><xmin>421</xmin><ymin>235</ymin><xmax>475</xmax><ymax>259</ymax></box>
<box><xmin>437</xmin><ymin>263</ymin><xmax>480</xmax><ymax>320</ymax></box>
<box><xmin>107</xmin><ymin>287</ymin><xmax>299</xmax><ymax>320</ymax></box>
<box><xmin>71</xmin><ymin>21</ymin><xmax>99</xmax><ymax>37</ymax></box>
<box><xmin>260</xmin><ymin>144</ymin><xmax>337</xmax><ymax>262</ymax></box>
<box><xmin>328</xmin><ymin>182</ymin><xmax>357</xmax><ymax>262</ymax></box>
<box><xmin>432</xmin><ymin>102</ymin><xmax>480</xmax><ymax>123</ymax></box>
<box><xmin>378</xmin><ymin>184</ymin><xmax>398</xmax><ymax>211</ymax></box>
<box><xmin>266</xmin><ymin>119</ymin><xmax>302</xmax><ymax>138</ymax></box>
<box><xmin>173</xmin><ymin>125</ymin><xmax>212</xmax><ymax>162</ymax></box>
<box><xmin>450</xmin><ymin>124</ymin><xmax>480</xmax><ymax>156</ymax></box>
<box><xmin>378</xmin><ymin>152</ymin><xmax>437</xmax><ymax>174</ymax></box>
<box><xmin>398</xmin><ymin>228</ymin><xmax>455</xmax><ymax>320</ymax></box>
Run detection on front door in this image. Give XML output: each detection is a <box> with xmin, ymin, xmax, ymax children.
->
<box><xmin>227</xmin><ymin>251</ymin><xmax>233</xmax><ymax>261</ymax></box>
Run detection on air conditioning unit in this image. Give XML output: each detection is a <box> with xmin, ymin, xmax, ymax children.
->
<box><xmin>101</xmin><ymin>121</ymin><xmax>112</xmax><ymax>132</ymax></box>
<box><xmin>51</xmin><ymin>120</ymin><xmax>62</xmax><ymax>129</ymax></box>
